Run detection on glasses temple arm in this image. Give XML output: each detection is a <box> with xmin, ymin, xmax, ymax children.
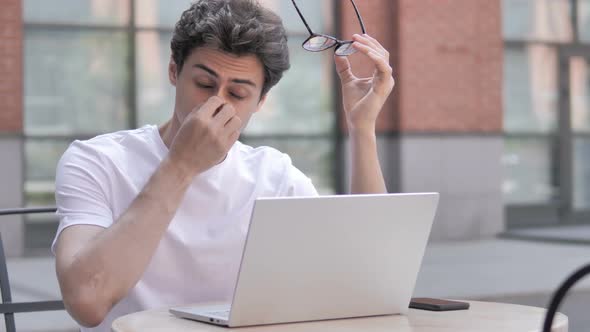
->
<box><xmin>350</xmin><ymin>0</ymin><xmax>366</xmax><ymax>34</ymax></box>
<box><xmin>290</xmin><ymin>0</ymin><xmax>314</xmax><ymax>36</ymax></box>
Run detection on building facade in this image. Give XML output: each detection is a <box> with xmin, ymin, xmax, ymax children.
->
<box><xmin>1</xmin><ymin>0</ymin><xmax>588</xmax><ymax>257</ymax></box>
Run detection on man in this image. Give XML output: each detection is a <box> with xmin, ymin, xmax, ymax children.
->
<box><xmin>53</xmin><ymin>0</ymin><xmax>394</xmax><ymax>331</ymax></box>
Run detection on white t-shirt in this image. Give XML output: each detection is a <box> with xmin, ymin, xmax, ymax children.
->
<box><xmin>52</xmin><ymin>125</ymin><xmax>318</xmax><ymax>331</ymax></box>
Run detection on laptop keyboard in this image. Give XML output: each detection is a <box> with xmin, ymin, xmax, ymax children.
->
<box><xmin>206</xmin><ymin>309</ymin><xmax>230</xmax><ymax>319</ymax></box>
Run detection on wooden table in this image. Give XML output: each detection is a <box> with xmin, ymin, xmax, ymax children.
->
<box><xmin>112</xmin><ymin>301</ymin><xmax>568</xmax><ymax>332</ymax></box>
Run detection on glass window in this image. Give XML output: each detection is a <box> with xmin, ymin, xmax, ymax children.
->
<box><xmin>503</xmin><ymin>137</ymin><xmax>558</xmax><ymax>204</ymax></box>
<box><xmin>241</xmin><ymin>137</ymin><xmax>335</xmax><ymax>194</ymax></box>
<box><xmin>24</xmin><ymin>30</ymin><xmax>130</xmax><ymax>136</ymax></box>
<box><xmin>24</xmin><ymin>0</ymin><xmax>130</xmax><ymax>26</ymax></box>
<box><xmin>573</xmin><ymin>137</ymin><xmax>590</xmax><ymax>210</ymax></box>
<box><xmin>259</xmin><ymin>0</ymin><xmax>334</xmax><ymax>35</ymax></box>
<box><xmin>136</xmin><ymin>31</ymin><xmax>175</xmax><ymax>126</ymax></box>
<box><xmin>24</xmin><ymin>139</ymin><xmax>72</xmax><ymax>206</ymax></box>
<box><xmin>502</xmin><ymin>0</ymin><xmax>573</xmax><ymax>42</ymax></box>
<box><xmin>570</xmin><ymin>57</ymin><xmax>590</xmax><ymax>210</ymax></box>
<box><xmin>135</xmin><ymin>0</ymin><xmax>333</xmax><ymax>33</ymax></box>
<box><xmin>135</xmin><ymin>0</ymin><xmax>193</xmax><ymax>28</ymax></box>
<box><xmin>579</xmin><ymin>0</ymin><xmax>590</xmax><ymax>42</ymax></box>
<box><xmin>503</xmin><ymin>45</ymin><xmax>558</xmax><ymax>134</ymax></box>
<box><xmin>245</xmin><ymin>37</ymin><xmax>335</xmax><ymax>136</ymax></box>
<box><xmin>570</xmin><ymin>56</ymin><xmax>590</xmax><ymax>133</ymax></box>
<box><xmin>24</xmin><ymin>129</ymin><xmax>61</xmax><ymax>252</ymax></box>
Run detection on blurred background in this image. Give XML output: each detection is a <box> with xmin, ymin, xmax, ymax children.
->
<box><xmin>1</xmin><ymin>0</ymin><xmax>590</xmax><ymax>331</ymax></box>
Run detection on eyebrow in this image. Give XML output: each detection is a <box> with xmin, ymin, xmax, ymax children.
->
<box><xmin>193</xmin><ymin>64</ymin><xmax>258</xmax><ymax>88</ymax></box>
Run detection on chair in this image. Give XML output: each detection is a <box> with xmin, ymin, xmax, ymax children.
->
<box><xmin>0</xmin><ymin>207</ymin><xmax>65</xmax><ymax>332</ymax></box>
<box><xmin>542</xmin><ymin>262</ymin><xmax>590</xmax><ymax>332</ymax></box>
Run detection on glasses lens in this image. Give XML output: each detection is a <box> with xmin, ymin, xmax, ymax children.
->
<box><xmin>335</xmin><ymin>42</ymin><xmax>357</xmax><ymax>56</ymax></box>
<box><xmin>303</xmin><ymin>36</ymin><xmax>337</xmax><ymax>52</ymax></box>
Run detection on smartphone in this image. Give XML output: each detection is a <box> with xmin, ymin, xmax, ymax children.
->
<box><xmin>409</xmin><ymin>298</ymin><xmax>470</xmax><ymax>311</ymax></box>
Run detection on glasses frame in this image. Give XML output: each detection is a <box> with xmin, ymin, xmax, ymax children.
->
<box><xmin>290</xmin><ymin>0</ymin><xmax>366</xmax><ymax>56</ymax></box>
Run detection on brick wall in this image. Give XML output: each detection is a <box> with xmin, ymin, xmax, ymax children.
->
<box><xmin>0</xmin><ymin>0</ymin><xmax>23</xmax><ymax>133</ymax></box>
<box><xmin>341</xmin><ymin>0</ymin><xmax>503</xmax><ymax>133</ymax></box>
<box><xmin>397</xmin><ymin>0</ymin><xmax>503</xmax><ymax>133</ymax></box>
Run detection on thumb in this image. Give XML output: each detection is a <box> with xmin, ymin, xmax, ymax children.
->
<box><xmin>334</xmin><ymin>55</ymin><xmax>355</xmax><ymax>84</ymax></box>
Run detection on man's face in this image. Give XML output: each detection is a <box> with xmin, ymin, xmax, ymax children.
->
<box><xmin>169</xmin><ymin>47</ymin><xmax>266</xmax><ymax>130</ymax></box>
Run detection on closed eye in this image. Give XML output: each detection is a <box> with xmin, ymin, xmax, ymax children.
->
<box><xmin>196</xmin><ymin>82</ymin><xmax>246</xmax><ymax>100</ymax></box>
<box><xmin>197</xmin><ymin>83</ymin><xmax>213</xmax><ymax>89</ymax></box>
<box><xmin>231</xmin><ymin>92</ymin><xmax>245</xmax><ymax>100</ymax></box>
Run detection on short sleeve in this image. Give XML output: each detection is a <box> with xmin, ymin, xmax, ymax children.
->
<box><xmin>51</xmin><ymin>142</ymin><xmax>114</xmax><ymax>254</ymax></box>
<box><xmin>277</xmin><ymin>154</ymin><xmax>319</xmax><ymax>197</ymax></box>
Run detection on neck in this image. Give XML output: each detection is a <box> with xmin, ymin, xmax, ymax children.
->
<box><xmin>159</xmin><ymin>115</ymin><xmax>181</xmax><ymax>149</ymax></box>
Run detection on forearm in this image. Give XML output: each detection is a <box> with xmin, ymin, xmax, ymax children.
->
<box><xmin>348</xmin><ymin>128</ymin><xmax>387</xmax><ymax>194</ymax></box>
<box><xmin>60</xmin><ymin>157</ymin><xmax>192</xmax><ymax>317</ymax></box>
<box><xmin>334</xmin><ymin>32</ymin><xmax>393</xmax><ymax>195</ymax></box>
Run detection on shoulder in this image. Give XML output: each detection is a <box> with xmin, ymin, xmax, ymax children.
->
<box><xmin>232</xmin><ymin>141</ymin><xmax>292</xmax><ymax>172</ymax></box>
<box><xmin>231</xmin><ymin>141</ymin><xmax>317</xmax><ymax>196</ymax></box>
<box><xmin>60</xmin><ymin>126</ymin><xmax>158</xmax><ymax>167</ymax></box>
<box><xmin>68</xmin><ymin>126</ymin><xmax>157</xmax><ymax>158</ymax></box>
<box><xmin>56</xmin><ymin>126</ymin><xmax>161</xmax><ymax>190</ymax></box>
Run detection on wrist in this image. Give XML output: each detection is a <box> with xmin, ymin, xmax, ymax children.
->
<box><xmin>160</xmin><ymin>157</ymin><xmax>196</xmax><ymax>186</ymax></box>
<box><xmin>346</xmin><ymin>115</ymin><xmax>377</xmax><ymax>134</ymax></box>
<box><xmin>347</xmin><ymin>123</ymin><xmax>377</xmax><ymax>139</ymax></box>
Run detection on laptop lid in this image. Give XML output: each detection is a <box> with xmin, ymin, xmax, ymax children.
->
<box><xmin>227</xmin><ymin>193</ymin><xmax>439</xmax><ymax>327</ymax></box>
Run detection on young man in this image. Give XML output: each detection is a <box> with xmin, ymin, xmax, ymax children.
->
<box><xmin>53</xmin><ymin>0</ymin><xmax>394</xmax><ymax>331</ymax></box>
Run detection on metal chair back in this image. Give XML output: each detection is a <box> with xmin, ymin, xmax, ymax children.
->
<box><xmin>0</xmin><ymin>207</ymin><xmax>65</xmax><ymax>332</ymax></box>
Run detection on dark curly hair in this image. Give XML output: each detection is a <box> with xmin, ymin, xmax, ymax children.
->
<box><xmin>171</xmin><ymin>0</ymin><xmax>290</xmax><ymax>97</ymax></box>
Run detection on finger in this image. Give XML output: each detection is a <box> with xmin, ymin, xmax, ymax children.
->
<box><xmin>353</xmin><ymin>42</ymin><xmax>392</xmax><ymax>77</ymax></box>
<box><xmin>194</xmin><ymin>96</ymin><xmax>226</xmax><ymax>118</ymax></box>
<box><xmin>334</xmin><ymin>55</ymin><xmax>356</xmax><ymax>84</ymax></box>
<box><xmin>360</xmin><ymin>34</ymin><xmax>390</xmax><ymax>58</ymax></box>
<box><xmin>352</xmin><ymin>34</ymin><xmax>382</xmax><ymax>56</ymax></box>
<box><xmin>227</xmin><ymin>130</ymin><xmax>241</xmax><ymax>145</ymax></box>
<box><xmin>224</xmin><ymin>115</ymin><xmax>242</xmax><ymax>134</ymax></box>
<box><xmin>352</xmin><ymin>34</ymin><xmax>387</xmax><ymax>58</ymax></box>
<box><xmin>212</xmin><ymin>104</ymin><xmax>236</xmax><ymax>127</ymax></box>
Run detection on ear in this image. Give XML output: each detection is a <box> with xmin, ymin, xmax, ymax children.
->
<box><xmin>169</xmin><ymin>57</ymin><xmax>178</xmax><ymax>86</ymax></box>
<box><xmin>255</xmin><ymin>94</ymin><xmax>268</xmax><ymax>113</ymax></box>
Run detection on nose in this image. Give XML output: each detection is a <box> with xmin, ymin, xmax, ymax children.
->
<box><xmin>213</xmin><ymin>87</ymin><xmax>234</xmax><ymax>105</ymax></box>
<box><xmin>214</xmin><ymin>87</ymin><xmax>224</xmax><ymax>98</ymax></box>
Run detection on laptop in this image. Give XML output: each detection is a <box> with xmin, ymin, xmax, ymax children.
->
<box><xmin>170</xmin><ymin>193</ymin><xmax>439</xmax><ymax>327</ymax></box>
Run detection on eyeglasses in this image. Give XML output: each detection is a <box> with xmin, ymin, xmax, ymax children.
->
<box><xmin>291</xmin><ymin>0</ymin><xmax>366</xmax><ymax>56</ymax></box>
